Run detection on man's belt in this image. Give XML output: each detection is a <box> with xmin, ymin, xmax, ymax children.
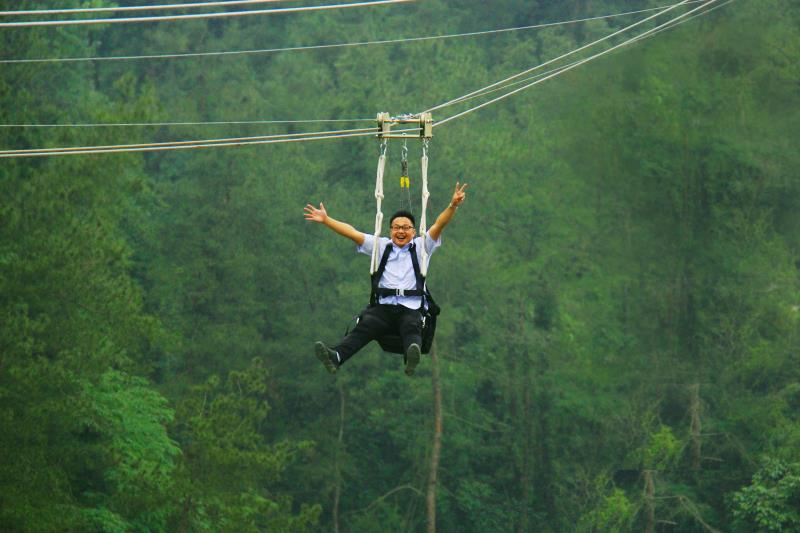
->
<box><xmin>375</xmin><ymin>287</ymin><xmax>424</xmax><ymax>297</ymax></box>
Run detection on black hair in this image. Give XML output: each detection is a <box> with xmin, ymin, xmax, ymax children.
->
<box><xmin>389</xmin><ymin>210</ymin><xmax>415</xmax><ymax>227</ymax></box>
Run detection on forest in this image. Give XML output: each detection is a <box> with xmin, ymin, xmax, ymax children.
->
<box><xmin>1</xmin><ymin>0</ymin><xmax>799</xmax><ymax>531</ymax></box>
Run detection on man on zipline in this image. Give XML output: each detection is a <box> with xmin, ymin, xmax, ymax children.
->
<box><xmin>304</xmin><ymin>182</ymin><xmax>467</xmax><ymax>376</ymax></box>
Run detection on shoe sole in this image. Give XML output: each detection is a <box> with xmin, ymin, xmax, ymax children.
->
<box><xmin>315</xmin><ymin>342</ymin><xmax>337</xmax><ymax>374</ymax></box>
<box><xmin>405</xmin><ymin>344</ymin><xmax>421</xmax><ymax>376</ymax></box>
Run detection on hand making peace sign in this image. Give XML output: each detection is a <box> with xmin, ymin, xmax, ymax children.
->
<box><xmin>449</xmin><ymin>181</ymin><xmax>468</xmax><ymax>208</ymax></box>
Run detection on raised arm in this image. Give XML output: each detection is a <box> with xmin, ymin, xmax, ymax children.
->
<box><xmin>428</xmin><ymin>182</ymin><xmax>467</xmax><ymax>242</ymax></box>
<box><xmin>304</xmin><ymin>202</ymin><xmax>365</xmax><ymax>245</ymax></box>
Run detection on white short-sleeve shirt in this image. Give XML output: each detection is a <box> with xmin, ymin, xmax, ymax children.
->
<box><xmin>357</xmin><ymin>231</ymin><xmax>442</xmax><ymax>309</ymax></box>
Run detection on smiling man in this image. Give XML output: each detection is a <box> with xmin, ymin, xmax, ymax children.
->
<box><xmin>304</xmin><ymin>182</ymin><xmax>467</xmax><ymax>376</ymax></box>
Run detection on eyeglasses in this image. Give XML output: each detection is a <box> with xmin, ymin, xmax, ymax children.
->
<box><xmin>391</xmin><ymin>224</ymin><xmax>414</xmax><ymax>231</ymax></box>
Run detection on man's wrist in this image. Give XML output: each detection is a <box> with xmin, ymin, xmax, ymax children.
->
<box><xmin>448</xmin><ymin>203</ymin><xmax>458</xmax><ymax>209</ymax></box>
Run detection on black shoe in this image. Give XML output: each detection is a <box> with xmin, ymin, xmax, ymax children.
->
<box><xmin>315</xmin><ymin>341</ymin><xmax>338</xmax><ymax>374</ymax></box>
<box><xmin>405</xmin><ymin>343</ymin><xmax>421</xmax><ymax>376</ymax></box>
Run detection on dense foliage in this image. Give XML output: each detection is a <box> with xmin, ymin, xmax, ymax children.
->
<box><xmin>2</xmin><ymin>1</ymin><xmax>798</xmax><ymax>531</ymax></box>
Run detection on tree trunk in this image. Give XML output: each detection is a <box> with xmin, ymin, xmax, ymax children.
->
<box><xmin>426</xmin><ymin>341</ymin><xmax>443</xmax><ymax>533</ymax></box>
<box><xmin>517</xmin><ymin>303</ymin><xmax>532</xmax><ymax>533</ymax></box>
<box><xmin>333</xmin><ymin>383</ymin><xmax>345</xmax><ymax>533</ymax></box>
<box><xmin>644</xmin><ymin>470</ymin><xmax>656</xmax><ymax>533</ymax></box>
<box><xmin>179</xmin><ymin>496</ymin><xmax>191</xmax><ymax>533</ymax></box>
<box><xmin>690</xmin><ymin>383</ymin><xmax>702</xmax><ymax>470</ymax></box>
<box><xmin>533</xmin><ymin>365</ymin><xmax>555</xmax><ymax>525</ymax></box>
<box><xmin>518</xmin><ymin>371</ymin><xmax>531</xmax><ymax>533</ymax></box>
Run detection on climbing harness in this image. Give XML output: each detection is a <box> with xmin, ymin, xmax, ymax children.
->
<box><xmin>368</xmin><ymin>241</ymin><xmax>440</xmax><ymax>354</ymax></box>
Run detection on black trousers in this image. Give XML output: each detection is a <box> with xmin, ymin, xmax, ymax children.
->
<box><xmin>335</xmin><ymin>304</ymin><xmax>422</xmax><ymax>364</ymax></box>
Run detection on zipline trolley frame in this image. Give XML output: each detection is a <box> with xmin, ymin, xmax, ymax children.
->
<box><xmin>376</xmin><ymin>112</ymin><xmax>433</xmax><ymax>140</ymax></box>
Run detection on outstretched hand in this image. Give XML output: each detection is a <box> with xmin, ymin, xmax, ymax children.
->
<box><xmin>450</xmin><ymin>182</ymin><xmax>468</xmax><ymax>208</ymax></box>
<box><xmin>304</xmin><ymin>202</ymin><xmax>328</xmax><ymax>223</ymax></box>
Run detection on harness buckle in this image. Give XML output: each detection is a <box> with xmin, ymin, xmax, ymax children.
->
<box><xmin>395</xmin><ymin>288</ymin><xmax>405</xmax><ymax>297</ymax></box>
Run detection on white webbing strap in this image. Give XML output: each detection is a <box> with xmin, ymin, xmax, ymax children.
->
<box><xmin>419</xmin><ymin>140</ymin><xmax>430</xmax><ymax>277</ymax></box>
<box><xmin>370</xmin><ymin>141</ymin><xmax>387</xmax><ymax>274</ymax></box>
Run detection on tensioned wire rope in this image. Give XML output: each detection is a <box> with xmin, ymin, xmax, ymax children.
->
<box><xmin>425</xmin><ymin>0</ymin><xmax>732</xmax><ymax>116</ymax></box>
<box><xmin>0</xmin><ymin>3</ymin><xmax>720</xmax><ymax>157</ymax></box>
<box><xmin>0</xmin><ymin>1</ymin><xmax>727</xmax><ymax>157</ymax></box>
<box><xmin>0</xmin><ymin>127</ymin><xmax>376</xmax><ymax>156</ymax></box>
<box><xmin>0</xmin><ymin>118</ymin><xmax>376</xmax><ymax>128</ymax></box>
<box><xmin>0</xmin><ymin>127</ymin><xmax>421</xmax><ymax>158</ymax></box>
<box><xmin>424</xmin><ymin>0</ymin><xmax>697</xmax><ymax>115</ymax></box>
<box><xmin>0</xmin><ymin>1</ymin><xmax>709</xmax><ymax>64</ymax></box>
<box><xmin>432</xmin><ymin>0</ymin><xmax>728</xmax><ymax>128</ymax></box>
<box><xmin>1</xmin><ymin>0</ymin><xmax>295</xmax><ymax>16</ymax></box>
<box><xmin>0</xmin><ymin>0</ymin><xmax>412</xmax><ymax>28</ymax></box>
<box><xmin>0</xmin><ymin>2</ymin><xmax>711</xmax><ymax>131</ymax></box>
<box><xmin>432</xmin><ymin>0</ymin><xmax>733</xmax><ymax>116</ymax></box>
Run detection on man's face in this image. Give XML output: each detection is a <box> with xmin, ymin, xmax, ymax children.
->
<box><xmin>390</xmin><ymin>217</ymin><xmax>415</xmax><ymax>247</ymax></box>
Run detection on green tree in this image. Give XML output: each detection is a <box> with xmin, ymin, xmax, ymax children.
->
<box><xmin>732</xmin><ymin>459</ymin><xmax>800</xmax><ymax>533</ymax></box>
<box><xmin>169</xmin><ymin>358</ymin><xmax>320</xmax><ymax>532</ymax></box>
